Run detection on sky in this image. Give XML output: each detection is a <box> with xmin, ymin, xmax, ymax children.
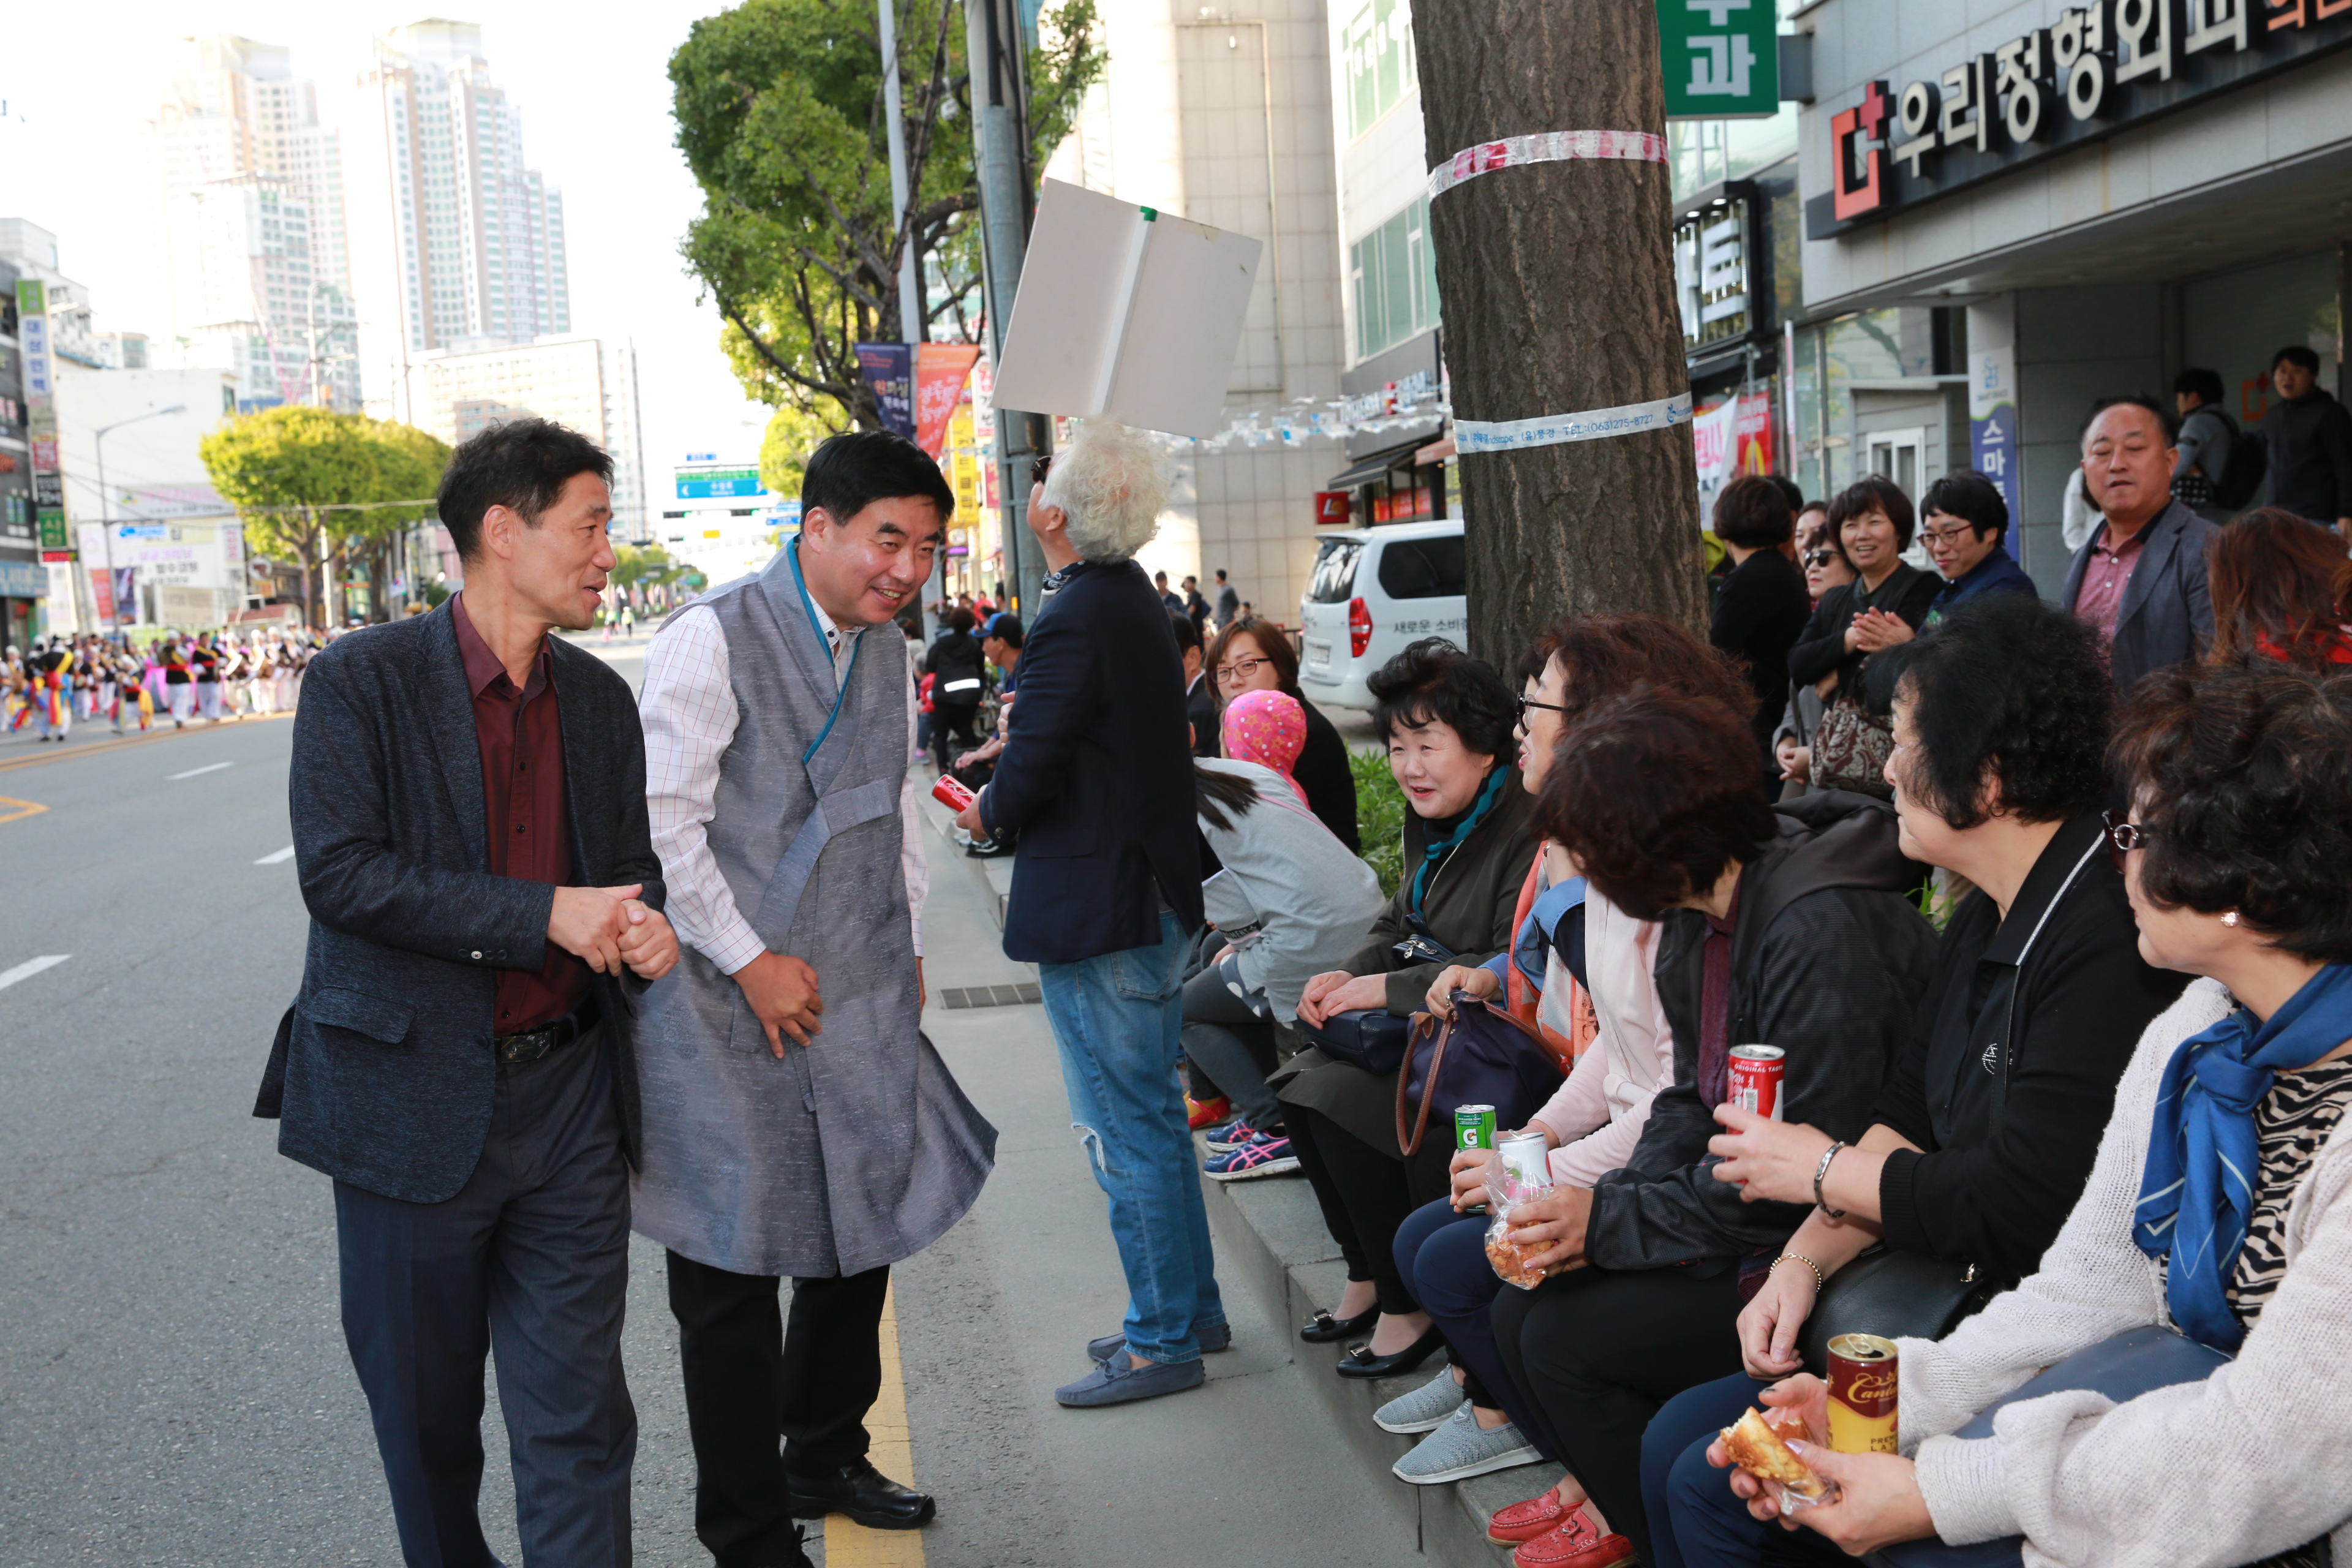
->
<box><xmin>0</xmin><ymin>0</ymin><xmax>778</xmax><ymax>481</ymax></box>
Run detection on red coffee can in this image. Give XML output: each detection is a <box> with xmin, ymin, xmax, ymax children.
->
<box><xmin>1727</xmin><ymin>1044</ymin><xmax>1786</xmax><ymax>1121</ymax></box>
<box><xmin>932</xmin><ymin>774</ymin><xmax>976</xmax><ymax>812</ymax></box>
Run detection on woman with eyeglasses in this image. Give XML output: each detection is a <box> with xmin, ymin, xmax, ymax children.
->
<box><xmin>1203</xmin><ymin>614</ymin><xmax>1360</xmax><ymax>851</ymax></box>
<box><xmin>1704</xmin><ymin>658</ymin><xmax>2352</xmax><ymax>1568</ymax></box>
<box><xmin>1643</xmin><ymin>594</ymin><xmax>2187</xmax><ymax>1568</ymax></box>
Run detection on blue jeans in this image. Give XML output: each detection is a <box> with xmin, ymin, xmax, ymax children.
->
<box><xmin>1645</xmin><ymin>1370</ymin><xmax>1842</xmax><ymax>1568</ymax></box>
<box><xmin>1395</xmin><ymin>1197</ymin><xmax>1559</xmax><ymax>1461</ymax></box>
<box><xmin>1038</xmin><ymin>910</ymin><xmax>1225</xmax><ymax>1365</ymax></box>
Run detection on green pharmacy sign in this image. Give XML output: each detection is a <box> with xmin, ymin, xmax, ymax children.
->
<box><xmin>1658</xmin><ymin>0</ymin><xmax>1779</xmax><ymax>119</ymax></box>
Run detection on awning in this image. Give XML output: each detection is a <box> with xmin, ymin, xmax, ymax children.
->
<box><xmin>1324</xmin><ymin>439</ymin><xmax>1431</xmax><ymax>490</ymax></box>
<box><xmin>1414</xmin><ymin>436</ymin><xmax>1457</xmax><ymax>465</ymax></box>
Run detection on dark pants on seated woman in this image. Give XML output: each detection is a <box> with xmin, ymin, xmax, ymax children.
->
<box><xmin>1287</xmin><ymin>1106</ymin><xmax>1422</xmax><ymax>1314</ymax></box>
<box><xmin>1179</xmin><ymin>962</ymin><xmax>1283</xmax><ymax>1131</ymax></box>
<box><xmin>1643</xmin><ymin>1371</ymin><xmax>1845</xmax><ymax>1568</ymax></box>
<box><xmin>1395</xmin><ymin>1197</ymin><xmax>1558</xmax><ymax>1459</ymax></box>
<box><xmin>1492</xmin><ymin>1261</ymin><xmax>1747</xmax><ymax>1565</ymax></box>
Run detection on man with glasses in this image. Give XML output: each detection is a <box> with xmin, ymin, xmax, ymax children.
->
<box><xmin>2060</xmin><ymin>397</ymin><xmax>2219</xmax><ymax>693</ymax></box>
<box><xmin>1918</xmin><ymin>470</ymin><xmax>2037</xmax><ymax>628</ymax></box>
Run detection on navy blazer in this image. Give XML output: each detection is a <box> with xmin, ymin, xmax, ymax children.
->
<box><xmin>254</xmin><ymin>603</ymin><xmax>665</xmax><ymax>1203</ymax></box>
<box><xmin>980</xmin><ymin>559</ymin><xmax>1205</xmax><ymax>963</ymax></box>
<box><xmin>2058</xmin><ymin>499</ymin><xmax>2218</xmax><ymax>696</ymax></box>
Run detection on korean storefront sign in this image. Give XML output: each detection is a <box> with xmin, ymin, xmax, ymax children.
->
<box><xmin>17</xmin><ymin>278</ymin><xmax>69</xmax><ymax>559</ymax></box>
<box><xmin>1659</xmin><ymin>0</ymin><xmax>1781</xmax><ymax>117</ymax></box>
<box><xmin>1810</xmin><ymin>0</ymin><xmax>2352</xmax><ymax>238</ymax></box>
<box><xmin>1675</xmin><ymin>195</ymin><xmax>1754</xmax><ymax>353</ymax></box>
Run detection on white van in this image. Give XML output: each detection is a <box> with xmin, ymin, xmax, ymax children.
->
<box><xmin>1295</xmin><ymin>520</ymin><xmax>1467</xmax><ymax>711</ymax></box>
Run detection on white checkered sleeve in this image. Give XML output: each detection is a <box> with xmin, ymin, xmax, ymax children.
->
<box><xmin>639</xmin><ymin>606</ymin><xmax>766</xmax><ymax>976</ymax></box>
<box><xmin>900</xmin><ymin>632</ymin><xmax>928</xmax><ymax>958</ymax></box>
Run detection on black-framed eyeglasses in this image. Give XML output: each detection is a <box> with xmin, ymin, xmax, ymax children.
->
<box><xmin>1802</xmin><ymin>548</ymin><xmax>1836</xmax><ymax>568</ymax></box>
<box><xmin>1030</xmin><ymin>454</ymin><xmax>1052</xmax><ymax>488</ymax></box>
<box><xmin>1213</xmin><ymin>654</ymin><xmax>1270</xmax><ymax>685</ymax></box>
<box><xmin>2101</xmin><ymin>809</ymin><xmax>2155</xmax><ymax>872</ymax></box>
<box><xmin>1516</xmin><ymin>694</ymin><xmax>1572</xmax><ymax>728</ymax></box>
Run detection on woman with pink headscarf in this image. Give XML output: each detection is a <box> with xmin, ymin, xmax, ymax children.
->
<box><xmin>1186</xmin><ymin>690</ymin><xmax>1386</xmax><ymax>1182</ymax></box>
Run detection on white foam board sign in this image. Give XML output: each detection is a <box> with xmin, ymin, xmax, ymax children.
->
<box><xmin>990</xmin><ymin>179</ymin><xmax>1264</xmax><ymax>439</ymax></box>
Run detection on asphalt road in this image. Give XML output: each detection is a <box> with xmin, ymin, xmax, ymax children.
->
<box><xmin>0</xmin><ymin>641</ymin><xmax>1417</xmax><ymax>1568</ymax></box>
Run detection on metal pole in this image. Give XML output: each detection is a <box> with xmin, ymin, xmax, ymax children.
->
<box><xmin>96</xmin><ymin>428</ymin><xmax>113</xmax><ymax>630</ymax></box>
<box><xmin>878</xmin><ymin>0</ymin><xmax>922</xmax><ymax>344</ymax></box>
<box><xmin>966</xmin><ymin>0</ymin><xmax>1045</xmax><ymax>618</ymax></box>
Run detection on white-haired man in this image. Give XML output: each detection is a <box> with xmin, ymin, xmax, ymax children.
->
<box><xmin>952</xmin><ymin>421</ymin><xmax>1225</xmax><ymax>1406</ymax></box>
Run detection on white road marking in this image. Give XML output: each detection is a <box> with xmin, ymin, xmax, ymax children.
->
<box><xmin>254</xmin><ymin>845</ymin><xmax>296</xmax><ymax>865</ymax></box>
<box><xmin>168</xmin><ymin>761</ymin><xmax>235</xmax><ymax>780</ymax></box>
<box><xmin>0</xmin><ymin>955</ymin><xmax>70</xmax><ymax>993</ymax></box>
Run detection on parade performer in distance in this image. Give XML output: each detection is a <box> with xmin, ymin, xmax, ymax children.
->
<box><xmin>635</xmin><ymin>429</ymin><xmax>996</xmax><ymax>1567</ymax></box>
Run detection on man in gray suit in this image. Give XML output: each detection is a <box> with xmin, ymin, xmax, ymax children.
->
<box><xmin>2061</xmin><ymin>396</ymin><xmax>2220</xmax><ymax>695</ymax></box>
<box><xmin>258</xmin><ymin>418</ymin><xmax>677</xmax><ymax>1567</ymax></box>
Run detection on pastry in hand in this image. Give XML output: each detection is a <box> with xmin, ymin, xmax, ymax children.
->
<box><xmin>1720</xmin><ymin>1406</ymin><xmax>1828</xmax><ymax>1501</ymax></box>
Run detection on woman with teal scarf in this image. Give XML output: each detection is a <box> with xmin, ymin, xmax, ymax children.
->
<box><xmin>1711</xmin><ymin>659</ymin><xmax>2352</xmax><ymax>1568</ymax></box>
<box><xmin>1275</xmin><ymin>638</ymin><xmax>1539</xmax><ymax>1380</ymax></box>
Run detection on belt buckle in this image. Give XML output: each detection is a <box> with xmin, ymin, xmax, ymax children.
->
<box><xmin>499</xmin><ymin>1026</ymin><xmax>557</xmax><ymax>1064</ymax></box>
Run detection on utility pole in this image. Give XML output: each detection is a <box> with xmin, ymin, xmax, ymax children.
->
<box><xmin>1410</xmin><ymin>2</ymin><xmax>1706</xmax><ymax>663</ymax></box>
<box><xmin>878</xmin><ymin>0</ymin><xmax>923</xmax><ymax>343</ymax></box>
<box><xmin>965</xmin><ymin>0</ymin><xmax>1046</xmax><ymax>619</ymax></box>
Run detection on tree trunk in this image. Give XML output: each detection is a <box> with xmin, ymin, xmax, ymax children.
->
<box><xmin>1411</xmin><ymin>1</ymin><xmax>1708</xmax><ymax>668</ymax></box>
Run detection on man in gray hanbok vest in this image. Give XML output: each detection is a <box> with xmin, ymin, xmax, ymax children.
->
<box><xmin>636</xmin><ymin>432</ymin><xmax>996</xmax><ymax>1567</ymax></box>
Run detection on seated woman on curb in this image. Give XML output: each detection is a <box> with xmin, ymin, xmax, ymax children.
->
<box><xmin>1186</xmin><ymin>690</ymin><xmax>1387</xmax><ymax>1181</ymax></box>
<box><xmin>1709</xmin><ymin>660</ymin><xmax>2352</xmax><ymax>1568</ymax></box>
<box><xmin>1283</xmin><ymin>639</ymin><xmax>1537</xmax><ymax>1376</ymax></box>
<box><xmin>1485</xmin><ymin>687</ymin><xmax>1939</xmax><ymax>1568</ymax></box>
<box><xmin>1370</xmin><ymin>616</ymin><xmax>1738</xmax><ymax>1506</ymax></box>
<box><xmin>1643</xmin><ymin>593</ymin><xmax>2188</xmax><ymax>1568</ymax></box>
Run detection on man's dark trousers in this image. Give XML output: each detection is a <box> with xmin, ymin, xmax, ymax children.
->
<box><xmin>665</xmin><ymin>1254</ymin><xmax>890</xmax><ymax>1568</ymax></box>
<box><xmin>335</xmin><ymin>1027</ymin><xmax>635</xmax><ymax>1568</ymax></box>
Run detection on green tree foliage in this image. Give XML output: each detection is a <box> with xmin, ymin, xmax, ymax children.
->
<box><xmin>199</xmin><ymin>406</ymin><xmax>450</xmax><ymax>624</ymax></box>
<box><xmin>758</xmin><ymin>398</ymin><xmax>851</xmax><ymax>498</ymax></box>
<box><xmin>611</xmin><ymin>543</ymin><xmax>688</xmax><ymax>595</ymax></box>
<box><xmin>671</xmin><ymin>0</ymin><xmax>1106</xmax><ymax>428</ymax></box>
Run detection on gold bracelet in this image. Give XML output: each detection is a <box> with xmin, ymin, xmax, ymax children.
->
<box><xmin>1770</xmin><ymin>1252</ymin><xmax>1826</xmax><ymax>1294</ymax></box>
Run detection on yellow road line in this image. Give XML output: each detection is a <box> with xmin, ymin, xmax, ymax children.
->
<box><xmin>0</xmin><ymin>794</ymin><xmax>46</xmax><ymax>824</ymax></box>
<box><xmin>823</xmin><ymin>1283</ymin><xmax>925</xmax><ymax>1567</ymax></box>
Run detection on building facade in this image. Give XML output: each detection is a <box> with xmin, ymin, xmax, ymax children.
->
<box><xmin>154</xmin><ymin>35</ymin><xmax>361</xmax><ymax>412</ymax></box>
<box><xmin>415</xmin><ymin>336</ymin><xmax>649</xmax><ymax>541</ymax></box>
<box><xmin>349</xmin><ymin>18</ymin><xmax>572</xmax><ymax>424</ymax></box>
<box><xmin>0</xmin><ymin>256</ymin><xmax>37</xmax><ymax>647</ymax></box>
<box><xmin>1042</xmin><ymin>0</ymin><xmax>1350</xmax><ymax>623</ymax></box>
<box><xmin>1789</xmin><ymin>0</ymin><xmax>2352</xmax><ymax>587</ymax></box>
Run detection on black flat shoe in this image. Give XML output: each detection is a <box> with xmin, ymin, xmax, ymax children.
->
<box><xmin>786</xmin><ymin>1457</ymin><xmax>936</xmax><ymax>1530</ymax></box>
<box><xmin>1299</xmin><ymin>1304</ymin><xmax>1381</xmax><ymax>1344</ymax></box>
<box><xmin>1334</xmin><ymin>1325</ymin><xmax>1445</xmax><ymax>1380</ymax></box>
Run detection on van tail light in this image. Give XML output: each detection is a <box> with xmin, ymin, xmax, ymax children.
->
<box><xmin>1348</xmin><ymin>597</ymin><xmax>1373</xmax><ymax>658</ymax></box>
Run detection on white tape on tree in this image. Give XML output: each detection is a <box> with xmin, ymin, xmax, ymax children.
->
<box><xmin>1428</xmin><ymin>130</ymin><xmax>1667</xmax><ymax>200</ymax></box>
<box><xmin>1453</xmin><ymin>393</ymin><xmax>1693</xmax><ymax>454</ymax></box>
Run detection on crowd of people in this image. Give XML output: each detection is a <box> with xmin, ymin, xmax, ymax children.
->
<box><xmin>938</xmin><ymin>382</ymin><xmax>2352</xmax><ymax>1568</ymax></box>
<box><xmin>1</xmin><ymin>627</ymin><xmax>325</xmax><ymax>741</ymax></box>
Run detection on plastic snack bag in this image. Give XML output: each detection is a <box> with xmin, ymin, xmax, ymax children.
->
<box><xmin>1481</xmin><ymin>1139</ymin><xmax>1562</xmax><ymax>1290</ymax></box>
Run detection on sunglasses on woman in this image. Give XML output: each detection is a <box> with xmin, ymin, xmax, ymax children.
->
<box><xmin>1802</xmin><ymin>548</ymin><xmax>1836</xmax><ymax>568</ymax></box>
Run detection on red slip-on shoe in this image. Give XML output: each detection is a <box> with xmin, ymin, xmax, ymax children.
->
<box><xmin>1513</xmin><ymin>1510</ymin><xmax>1634</xmax><ymax>1568</ymax></box>
<box><xmin>1488</xmin><ymin>1487</ymin><xmax>1566</xmax><ymax>1545</ymax></box>
<box><xmin>1185</xmin><ymin>1094</ymin><xmax>1232</xmax><ymax>1130</ymax></box>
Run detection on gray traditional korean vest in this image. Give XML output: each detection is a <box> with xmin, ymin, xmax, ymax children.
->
<box><xmin>632</xmin><ymin>541</ymin><xmax>996</xmax><ymax>1278</ymax></box>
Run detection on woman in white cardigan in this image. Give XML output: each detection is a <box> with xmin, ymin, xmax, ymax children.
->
<box><xmin>1712</xmin><ymin>659</ymin><xmax>2352</xmax><ymax>1568</ymax></box>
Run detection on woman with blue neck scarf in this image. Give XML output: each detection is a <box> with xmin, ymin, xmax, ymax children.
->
<box><xmin>1711</xmin><ymin>659</ymin><xmax>2352</xmax><ymax>1568</ymax></box>
<box><xmin>1281</xmin><ymin>638</ymin><xmax>1538</xmax><ymax>1381</ymax></box>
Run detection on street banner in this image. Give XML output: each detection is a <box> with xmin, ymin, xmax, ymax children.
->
<box><xmin>853</xmin><ymin>344</ymin><xmax>917</xmax><ymax>440</ymax></box>
<box><xmin>992</xmin><ymin>179</ymin><xmax>1264</xmax><ymax>439</ymax></box>
<box><xmin>1658</xmin><ymin>0</ymin><xmax>1779</xmax><ymax>119</ymax></box>
<box><xmin>1969</xmin><ymin>348</ymin><xmax>2018</xmax><ymax>508</ymax></box>
<box><xmin>913</xmin><ymin>344</ymin><xmax>983</xmax><ymax>459</ymax></box>
<box><xmin>1693</xmin><ymin>390</ymin><xmax>1775</xmax><ymax>526</ymax></box>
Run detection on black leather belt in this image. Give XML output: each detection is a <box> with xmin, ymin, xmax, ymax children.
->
<box><xmin>495</xmin><ymin>999</ymin><xmax>600</xmax><ymax>1064</ymax></box>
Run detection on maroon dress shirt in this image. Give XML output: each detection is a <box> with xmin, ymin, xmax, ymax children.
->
<box><xmin>2071</xmin><ymin>524</ymin><xmax>2147</xmax><ymax>663</ymax></box>
<box><xmin>451</xmin><ymin>592</ymin><xmax>590</xmax><ymax>1033</ymax></box>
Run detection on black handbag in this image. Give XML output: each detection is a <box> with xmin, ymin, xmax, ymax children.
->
<box><xmin>1798</xmin><ymin>1245</ymin><xmax>1998</xmax><ymax>1374</ymax></box>
<box><xmin>1298</xmin><ymin>920</ymin><xmax>1454</xmax><ymax>1077</ymax></box>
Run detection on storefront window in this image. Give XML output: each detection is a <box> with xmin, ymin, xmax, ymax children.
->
<box><xmin>1351</xmin><ymin>195</ymin><xmax>1441</xmax><ymax>362</ymax></box>
<box><xmin>1343</xmin><ymin>0</ymin><xmax>1417</xmax><ymax>141</ymax></box>
<box><xmin>1787</xmin><ymin>308</ymin><xmax>1911</xmax><ymax>497</ymax></box>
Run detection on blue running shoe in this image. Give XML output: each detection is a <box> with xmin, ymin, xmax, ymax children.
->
<box><xmin>1204</xmin><ymin>1134</ymin><xmax>1299</xmax><ymax>1182</ymax></box>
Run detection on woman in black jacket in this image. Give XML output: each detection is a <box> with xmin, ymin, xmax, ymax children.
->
<box><xmin>1708</xmin><ymin>476</ymin><xmax>1813</xmax><ymax>788</ymax></box>
<box><xmin>1640</xmin><ymin>594</ymin><xmax>2190</xmax><ymax>1568</ymax></box>
<box><xmin>1784</xmin><ymin>477</ymin><xmax>1940</xmax><ymax>796</ymax></box>
<box><xmin>924</xmin><ymin>606</ymin><xmax>986</xmax><ymax>771</ymax></box>
<box><xmin>1205</xmin><ymin>616</ymin><xmax>1359</xmax><ymax>851</ymax></box>
<box><xmin>1479</xmin><ymin>685</ymin><xmax>1939</xmax><ymax>1568</ymax></box>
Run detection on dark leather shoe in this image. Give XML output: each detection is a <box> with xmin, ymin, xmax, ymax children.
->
<box><xmin>787</xmin><ymin>1457</ymin><xmax>935</xmax><ymax>1530</ymax></box>
<box><xmin>1334</xmin><ymin>1324</ymin><xmax>1446</xmax><ymax>1380</ymax></box>
<box><xmin>1300</xmin><ymin>1304</ymin><xmax>1381</xmax><ymax>1344</ymax></box>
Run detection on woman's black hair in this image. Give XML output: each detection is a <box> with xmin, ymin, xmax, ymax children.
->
<box><xmin>948</xmin><ymin>606</ymin><xmax>976</xmax><ymax>634</ymax></box>
<box><xmin>1874</xmin><ymin>594</ymin><xmax>2113</xmax><ymax>830</ymax></box>
<box><xmin>1827</xmin><ymin>474</ymin><xmax>1919</xmax><ymax>554</ymax></box>
<box><xmin>1918</xmin><ymin>470</ymin><xmax>2009</xmax><ymax>543</ymax></box>
<box><xmin>1194</xmin><ymin>763</ymin><xmax>1262</xmax><ymax>831</ymax></box>
<box><xmin>1368</xmin><ymin>638</ymin><xmax>1516</xmax><ymax>758</ymax></box>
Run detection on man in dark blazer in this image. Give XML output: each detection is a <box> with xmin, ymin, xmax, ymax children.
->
<box><xmin>1172</xmin><ymin>608</ymin><xmax>1219</xmax><ymax>758</ymax></box>
<box><xmin>2061</xmin><ymin>396</ymin><xmax>2219</xmax><ymax>696</ymax></box>
<box><xmin>257</xmin><ymin>418</ymin><xmax>677</xmax><ymax>1567</ymax></box>
<box><xmin>952</xmin><ymin>421</ymin><xmax>1219</xmax><ymax>1408</ymax></box>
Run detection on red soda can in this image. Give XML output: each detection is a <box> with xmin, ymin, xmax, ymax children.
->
<box><xmin>1727</xmin><ymin>1044</ymin><xmax>1786</xmax><ymax>1121</ymax></box>
<box><xmin>932</xmin><ymin>774</ymin><xmax>976</xmax><ymax>812</ymax></box>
